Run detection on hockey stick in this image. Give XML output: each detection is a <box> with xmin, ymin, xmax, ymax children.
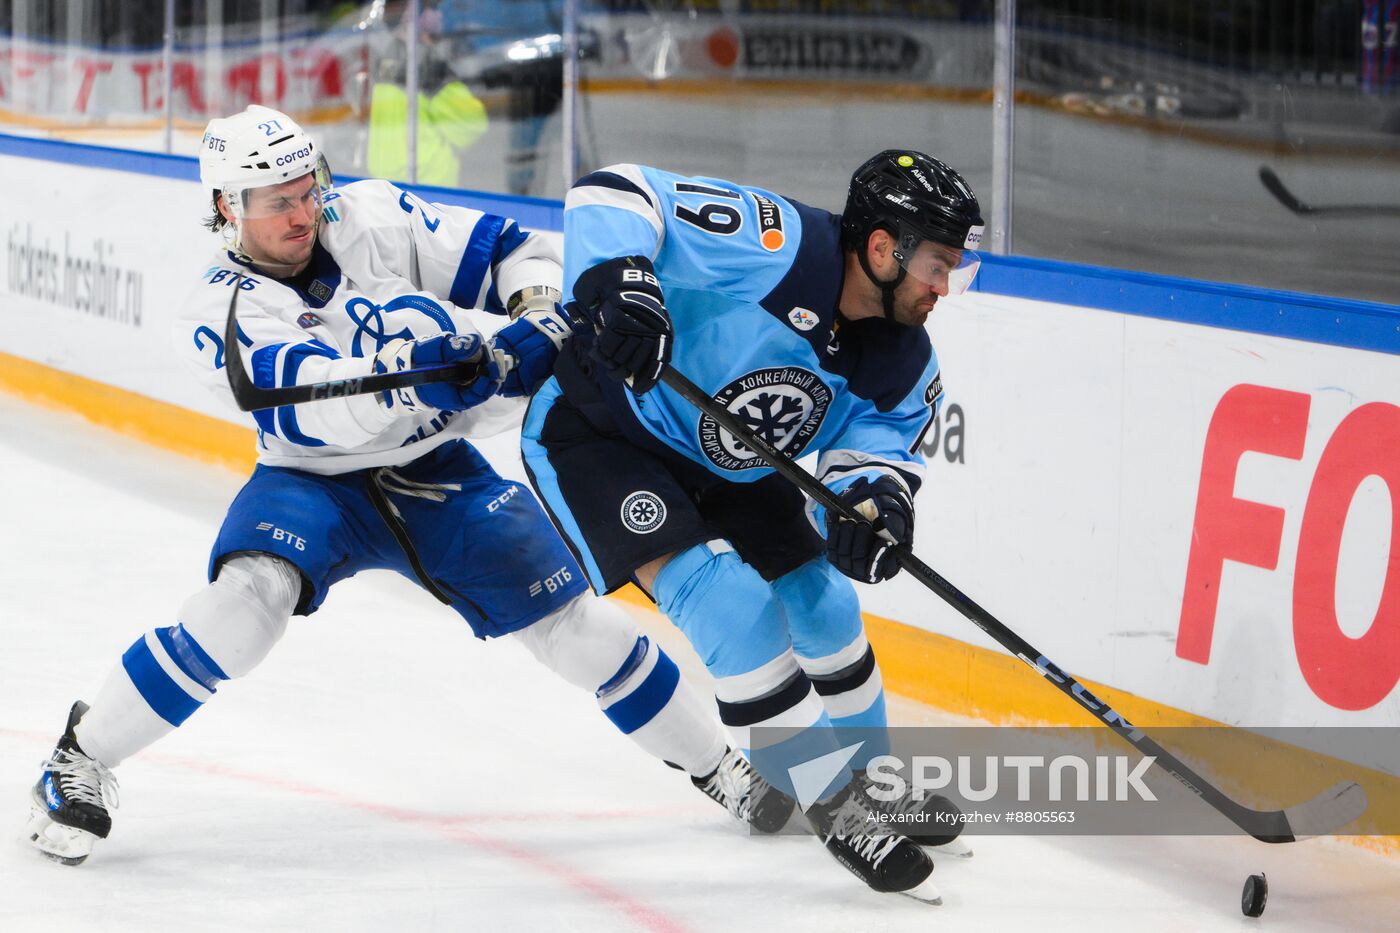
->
<box><xmin>1258</xmin><ymin>166</ymin><xmax>1400</xmax><ymax>218</ymax></box>
<box><xmin>222</xmin><ymin>274</ymin><xmax>483</xmax><ymax>413</ymax></box>
<box><xmin>659</xmin><ymin>365</ymin><xmax>1368</xmax><ymax>843</ymax></box>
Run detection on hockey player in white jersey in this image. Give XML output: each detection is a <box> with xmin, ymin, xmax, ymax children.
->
<box><xmin>521</xmin><ymin>152</ymin><xmax>984</xmax><ymax>901</ymax></box>
<box><xmin>25</xmin><ymin>105</ymin><xmax>791</xmax><ymax>866</ymax></box>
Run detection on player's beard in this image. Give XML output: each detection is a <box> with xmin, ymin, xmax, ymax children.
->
<box><xmin>891</xmin><ymin>290</ymin><xmax>937</xmax><ymax>328</ymax></box>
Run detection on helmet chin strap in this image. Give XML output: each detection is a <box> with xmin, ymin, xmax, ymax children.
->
<box><xmin>857</xmin><ymin>245</ymin><xmax>907</xmax><ymax>322</ymax></box>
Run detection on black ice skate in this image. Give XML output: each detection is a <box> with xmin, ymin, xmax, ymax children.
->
<box><xmin>25</xmin><ymin>701</ymin><xmax>119</xmax><ymax>866</ymax></box>
<box><xmin>860</xmin><ymin>776</ymin><xmax>973</xmax><ymax>857</ymax></box>
<box><xmin>807</xmin><ymin>782</ymin><xmax>941</xmax><ymax>903</ymax></box>
<box><xmin>691</xmin><ymin>746</ymin><xmax>796</xmax><ymax>834</ymax></box>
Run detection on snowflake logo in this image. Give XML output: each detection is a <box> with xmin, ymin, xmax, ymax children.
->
<box><xmin>697</xmin><ymin>368</ymin><xmax>832</xmax><ymax>472</ymax></box>
<box><xmin>735</xmin><ymin>391</ymin><xmax>807</xmax><ymax>448</ymax></box>
<box><xmin>620</xmin><ymin>491</ymin><xmax>667</xmax><ymax>534</ymax></box>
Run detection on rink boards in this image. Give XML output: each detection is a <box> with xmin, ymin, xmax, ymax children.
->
<box><xmin>0</xmin><ymin>135</ymin><xmax>1397</xmax><ymax>776</ymax></box>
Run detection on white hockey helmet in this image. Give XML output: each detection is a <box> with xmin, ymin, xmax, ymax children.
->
<box><xmin>199</xmin><ymin>105</ymin><xmax>331</xmax><ymax>224</ymax></box>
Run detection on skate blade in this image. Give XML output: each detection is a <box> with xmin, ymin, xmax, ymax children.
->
<box><xmin>929</xmin><ymin>837</ymin><xmax>973</xmax><ymax>859</ymax></box>
<box><xmin>899</xmin><ymin>875</ymin><xmax>943</xmax><ymax>905</ymax></box>
<box><xmin>24</xmin><ymin>803</ymin><xmax>95</xmax><ymax>866</ymax></box>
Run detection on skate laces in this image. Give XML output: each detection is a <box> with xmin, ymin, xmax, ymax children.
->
<box><xmin>43</xmin><ymin>749</ymin><xmax>120</xmax><ymax>811</ymax></box>
<box><xmin>699</xmin><ymin>750</ymin><xmax>753</xmax><ymax>822</ymax></box>
<box><xmin>848</xmin><ymin>831</ymin><xmax>902</xmax><ymax>867</ymax></box>
<box><xmin>822</xmin><ymin>786</ymin><xmax>902</xmax><ymax>867</ymax></box>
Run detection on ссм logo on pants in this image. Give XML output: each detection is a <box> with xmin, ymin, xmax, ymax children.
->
<box><xmin>620</xmin><ymin>491</ymin><xmax>667</xmax><ymax>534</ymax></box>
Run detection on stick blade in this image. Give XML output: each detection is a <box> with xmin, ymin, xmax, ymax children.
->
<box><xmin>1282</xmin><ymin>780</ymin><xmax>1368</xmax><ymax>840</ymax></box>
<box><xmin>1258</xmin><ymin>166</ymin><xmax>1312</xmax><ymax>214</ymax></box>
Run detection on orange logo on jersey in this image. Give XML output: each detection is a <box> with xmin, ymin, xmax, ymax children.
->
<box><xmin>751</xmin><ymin>192</ymin><xmax>786</xmax><ymax>251</ymax></box>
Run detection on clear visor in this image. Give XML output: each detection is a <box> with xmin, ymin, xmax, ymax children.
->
<box><xmin>228</xmin><ymin>154</ymin><xmax>332</xmax><ymax>222</ymax></box>
<box><xmin>893</xmin><ymin>238</ymin><xmax>981</xmax><ymax>296</ymax></box>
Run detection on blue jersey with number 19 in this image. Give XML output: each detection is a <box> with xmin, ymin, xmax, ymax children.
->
<box><xmin>563</xmin><ymin>164</ymin><xmax>944</xmax><ymax>517</ymax></box>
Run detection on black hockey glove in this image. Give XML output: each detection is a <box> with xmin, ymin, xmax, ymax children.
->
<box><xmin>572</xmin><ymin>255</ymin><xmax>672</xmax><ymax>395</ymax></box>
<box><xmin>825</xmin><ymin>475</ymin><xmax>914</xmax><ymax>584</ymax></box>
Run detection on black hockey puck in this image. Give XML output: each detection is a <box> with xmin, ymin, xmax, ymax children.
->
<box><xmin>1241</xmin><ymin>873</ymin><xmax>1268</xmax><ymax>917</ymax></box>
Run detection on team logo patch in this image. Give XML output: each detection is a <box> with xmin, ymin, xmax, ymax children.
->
<box><xmin>697</xmin><ymin>367</ymin><xmax>833</xmax><ymax>471</ymax></box>
<box><xmin>787</xmin><ymin>307</ymin><xmax>818</xmax><ymax>332</ymax></box>
<box><xmin>344</xmin><ymin>294</ymin><xmax>455</xmax><ymax>356</ymax></box>
<box><xmin>297</xmin><ymin>311</ymin><xmax>324</xmax><ymax>329</ymax></box>
<box><xmin>751</xmin><ymin>192</ymin><xmax>785</xmax><ymax>251</ymax></box>
<box><xmin>621</xmin><ymin>491</ymin><xmax>667</xmax><ymax>534</ymax></box>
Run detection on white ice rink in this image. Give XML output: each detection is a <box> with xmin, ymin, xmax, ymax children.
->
<box><xmin>2</xmin><ymin>392</ymin><xmax>1397</xmax><ymax>932</ymax></box>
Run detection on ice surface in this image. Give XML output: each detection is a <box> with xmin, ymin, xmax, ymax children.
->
<box><xmin>1</xmin><ymin>394</ymin><xmax>1396</xmax><ymax>932</ymax></box>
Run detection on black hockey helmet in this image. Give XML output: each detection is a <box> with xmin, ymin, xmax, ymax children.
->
<box><xmin>841</xmin><ymin>150</ymin><xmax>985</xmax><ymax>321</ymax></box>
<box><xmin>841</xmin><ymin>150</ymin><xmax>984</xmax><ymax>254</ymax></box>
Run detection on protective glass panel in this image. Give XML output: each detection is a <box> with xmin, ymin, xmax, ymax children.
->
<box><xmin>173</xmin><ymin>2</ymin><xmax>368</xmax><ymax>174</ymax></box>
<box><xmin>1012</xmin><ymin>0</ymin><xmax>1400</xmax><ymax>303</ymax></box>
<box><xmin>0</xmin><ymin>1</ymin><xmax>167</xmax><ymax>149</ymax></box>
<box><xmin>574</xmin><ymin>1</ymin><xmax>996</xmax><ymax>241</ymax></box>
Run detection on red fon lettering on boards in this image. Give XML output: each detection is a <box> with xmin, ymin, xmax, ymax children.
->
<box><xmin>1177</xmin><ymin>384</ymin><xmax>1400</xmax><ymax>710</ymax></box>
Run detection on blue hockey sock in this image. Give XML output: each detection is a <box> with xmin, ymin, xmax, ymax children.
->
<box><xmin>775</xmin><ymin>558</ymin><xmax>890</xmax><ymax>766</ymax></box>
<box><xmin>653</xmin><ymin>541</ymin><xmax>853</xmax><ymax>801</ymax></box>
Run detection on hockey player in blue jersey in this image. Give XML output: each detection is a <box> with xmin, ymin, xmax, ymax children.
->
<box><xmin>25</xmin><ymin>105</ymin><xmax>791</xmax><ymax>866</ymax></box>
<box><xmin>521</xmin><ymin>152</ymin><xmax>984</xmax><ymax>900</ymax></box>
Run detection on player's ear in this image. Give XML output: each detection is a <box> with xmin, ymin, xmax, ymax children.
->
<box><xmin>867</xmin><ymin>228</ymin><xmax>896</xmax><ymax>274</ymax></box>
<box><xmin>216</xmin><ymin>193</ymin><xmax>236</xmax><ymax>226</ymax></box>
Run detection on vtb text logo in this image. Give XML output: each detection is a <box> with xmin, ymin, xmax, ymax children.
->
<box><xmin>1177</xmin><ymin>384</ymin><xmax>1400</xmax><ymax>710</ymax></box>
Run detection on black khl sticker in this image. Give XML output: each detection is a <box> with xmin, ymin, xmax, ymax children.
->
<box><xmin>697</xmin><ymin>367</ymin><xmax>833</xmax><ymax>471</ymax></box>
<box><xmin>621</xmin><ymin>491</ymin><xmax>667</xmax><ymax>534</ymax></box>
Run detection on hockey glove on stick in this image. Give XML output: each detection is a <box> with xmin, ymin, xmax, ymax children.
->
<box><xmin>825</xmin><ymin>475</ymin><xmax>914</xmax><ymax>583</ymax></box>
<box><xmin>374</xmin><ymin>333</ymin><xmax>501</xmax><ymax>413</ymax></box>
<box><xmin>572</xmin><ymin>255</ymin><xmax>672</xmax><ymax>395</ymax></box>
<box><xmin>490</xmin><ymin>304</ymin><xmax>571</xmax><ymax>397</ymax></box>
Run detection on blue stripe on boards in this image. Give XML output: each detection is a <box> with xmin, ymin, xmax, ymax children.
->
<box><xmin>603</xmin><ymin>649</ymin><xmax>680</xmax><ymax>735</ymax></box>
<box><xmin>0</xmin><ymin>134</ymin><xmax>563</xmax><ymax>230</ymax></box>
<box><xmin>405</xmin><ymin>177</ymin><xmax>562</xmax><ymax>231</ymax></box>
<box><xmin>0</xmin><ymin>133</ymin><xmax>198</xmax><ymax>181</ymax></box>
<box><xmin>1</xmin><ymin>133</ymin><xmax>1391</xmax><ymax>351</ymax></box>
<box><xmin>973</xmin><ymin>254</ymin><xmax>1400</xmax><ymax>356</ymax></box>
<box><xmin>121</xmin><ymin>637</ymin><xmax>202</xmax><ymax>727</ymax></box>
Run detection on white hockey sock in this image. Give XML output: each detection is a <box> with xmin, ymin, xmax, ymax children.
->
<box><xmin>74</xmin><ymin>555</ymin><xmax>298</xmax><ymax>768</ymax></box>
<box><xmin>513</xmin><ymin>595</ymin><xmax>726</xmax><ymax>777</ymax></box>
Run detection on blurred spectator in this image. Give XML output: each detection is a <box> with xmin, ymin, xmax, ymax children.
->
<box><xmin>435</xmin><ymin>0</ymin><xmax>566</xmax><ymax>195</ymax></box>
<box><xmin>366</xmin><ymin>2</ymin><xmax>489</xmax><ymax>187</ymax></box>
